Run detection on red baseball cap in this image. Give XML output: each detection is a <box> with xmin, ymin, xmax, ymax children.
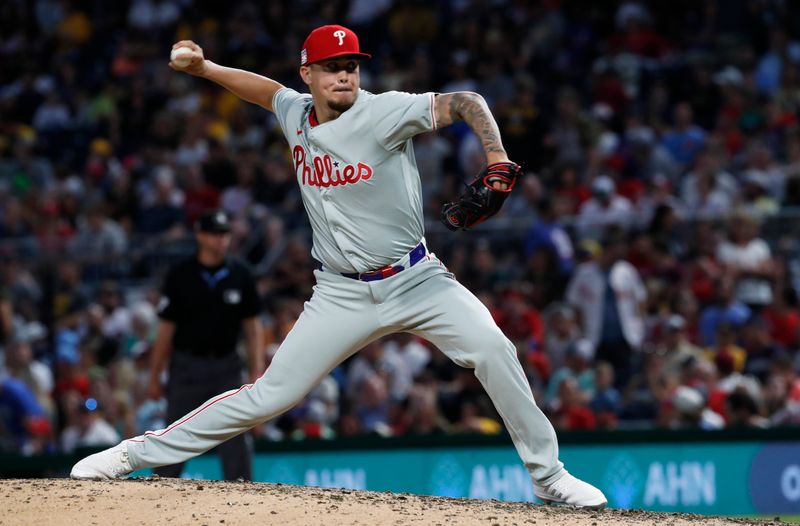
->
<box><xmin>301</xmin><ymin>25</ymin><xmax>371</xmax><ymax>66</ymax></box>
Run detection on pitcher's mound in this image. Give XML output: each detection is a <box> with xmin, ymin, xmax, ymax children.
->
<box><xmin>0</xmin><ymin>478</ymin><xmax>782</xmax><ymax>525</ymax></box>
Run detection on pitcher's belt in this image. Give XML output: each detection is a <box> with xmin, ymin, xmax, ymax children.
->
<box><xmin>339</xmin><ymin>242</ymin><xmax>426</xmax><ymax>282</ymax></box>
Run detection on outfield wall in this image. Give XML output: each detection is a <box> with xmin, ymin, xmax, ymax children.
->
<box><xmin>3</xmin><ymin>429</ymin><xmax>799</xmax><ymax>515</ymax></box>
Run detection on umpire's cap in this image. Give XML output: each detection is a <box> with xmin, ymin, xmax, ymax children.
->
<box><xmin>197</xmin><ymin>210</ymin><xmax>231</xmax><ymax>233</ymax></box>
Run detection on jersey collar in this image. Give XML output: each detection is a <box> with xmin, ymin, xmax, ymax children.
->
<box><xmin>308</xmin><ymin>90</ymin><xmax>364</xmax><ymax>128</ymax></box>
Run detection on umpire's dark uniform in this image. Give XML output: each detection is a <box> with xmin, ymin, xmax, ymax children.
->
<box><xmin>155</xmin><ymin>212</ymin><xmax>262</xmax><ymax>480</ymax></box>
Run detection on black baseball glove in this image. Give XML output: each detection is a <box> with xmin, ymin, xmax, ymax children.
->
<box><xmin>440</xmin><ymin>161</ymin><xmax>522</xmax><ymax>231</ymax></box>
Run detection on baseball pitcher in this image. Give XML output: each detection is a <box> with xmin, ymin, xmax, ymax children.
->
<box><xmin>72</xmin><ymin>24</ymin><xmax>607</xmax><ymax>509</ymax></box>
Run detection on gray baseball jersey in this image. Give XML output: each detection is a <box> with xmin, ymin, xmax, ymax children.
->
<box><xmin>272</xmin><ymin>87</ymin><xmax>436</xmax><ymax>274</ymax></box>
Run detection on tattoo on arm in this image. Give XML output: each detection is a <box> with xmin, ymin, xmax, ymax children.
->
<box><xmin>435</xmin><ymin>92</ymin><xmax>506</xmax><ymax>157</ymax></box>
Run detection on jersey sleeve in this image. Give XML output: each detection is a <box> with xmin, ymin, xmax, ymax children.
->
<box><xmin>271</xmin><ymin>87</ymin><xmax>310</xmax><ymax>136</ymax></box>
<box><xmin>371</xmin><ymin>91</ymin><xmax>437</xmax><ymax>151</ymax></box>
<box><xmin>157</xmin><ymin>266</ymin><xmax>181</xmax><ymax>322</ymax></box>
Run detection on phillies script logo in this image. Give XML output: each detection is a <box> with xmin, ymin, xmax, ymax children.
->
<box><xmin>293</xmin><ymin>145</ymin><xmax>373</xmax><ymax>188</ymax></box>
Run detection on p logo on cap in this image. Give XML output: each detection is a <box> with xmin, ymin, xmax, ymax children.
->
<box><xmin>301</xmin><ymin>24</ymin><xmax>371</xmax><ymax>66</ymax></box>
<box><xmin>333</xmin><ymin>30</ymin><xmax>346</xmax><ymax>45</ymax></box>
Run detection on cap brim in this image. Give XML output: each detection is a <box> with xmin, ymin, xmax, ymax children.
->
<box><xmin>306</xmin><ymin>52</ymin><xmax>371</xmax><ymax>65</ymax></box>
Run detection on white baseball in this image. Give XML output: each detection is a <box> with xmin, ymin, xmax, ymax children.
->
<box><xmin>170</xmin><ymin>46</ymin><xmax>195</xmax><ymax>68</ymax></box>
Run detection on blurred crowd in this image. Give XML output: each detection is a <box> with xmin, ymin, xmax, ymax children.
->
<box><xmin>2</xmin><ymin>0</ymin><xmax>800</xmax><ymax>455</ymax></box>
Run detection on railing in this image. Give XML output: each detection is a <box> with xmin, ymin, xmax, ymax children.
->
<box><xmin>1</xmin><ymin>426</ymin><xmax>796</xmax><ymax>478</ymax></box>
<box><xmin>4</xmin><ymin>207</ymin><xmax>800</xmax><ymax>289</ymax></box>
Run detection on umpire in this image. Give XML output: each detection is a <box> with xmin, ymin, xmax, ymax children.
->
<box><xmin>147</xmin><ymin>209</ymin><xmax>264</xmax><ymax>480</ymax></box>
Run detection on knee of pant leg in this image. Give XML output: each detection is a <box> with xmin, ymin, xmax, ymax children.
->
<box><xmin>245</xmin><ymin>372</ymin><xmax>309</xmax><ymax>421</ymax></box>
<box><xmin>461</xmin><ymin>330</ymin><xmax>518</xmax><ymax>367</ymax></box>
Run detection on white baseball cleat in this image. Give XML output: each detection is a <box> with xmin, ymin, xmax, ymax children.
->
<box><xmin>534</xmin><ymin>471</ymin><xmax>608</xmax><ymax>509</ymax></box>
<box><xmin>70</xmin><ymin>441</ymin><xmax>133</xmax><ymax>480</ymax></box>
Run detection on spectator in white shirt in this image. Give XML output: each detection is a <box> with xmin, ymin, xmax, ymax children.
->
<box><xmin>32</xmin><ymin>92</ymin><xmax>72</xmax><ymax>132</ymax></box>
<box><xmin>383</xmin><ymin>333</ymin><xmax>431</xmax><ymax>380</ymax></box>
<box><xmin>740</xmin><ymin>170</ymin><xmax>779</xmax><ymax>218</ymax></box>
<box><xmin>61</xmin><ymin>399</ymin><xmax>121</xmax><ymax>453</ymax></box>
<box><xmin>4</xmin><ymin>333</ymin><xmax>54</xmax><ymax>415</ymax></box>
<box><xmin>670</xmin><ymin>385</ymin><xmax>725</xmax><ymax>430</ymax></box>
<box><xmin>681</xmin><ymin>147</ymin><xmax>739</xmax><ymax>219</ymax></box>
<box><xmin>576</xmin><ymin>176</ymin><xmax>634</xmax><ymax>240</ymax></box>
<box><xmin>543</xmin><ymin>302</ymin><xmax>581</xmax><ymax>373</ymax></box>
<box><xmin>566</xmin><ymin>227</ymin><xmax>647</xmax><ymax>388</ymax></box>
<box><xmin>70</xmin><ymin>202</ymin><xmax>128</xmax><ymax>257</ymax></box>
<box><xmin>716</xmin><ymin>210</ymin><xmax>776</xmax><ymax>310</ymax></box>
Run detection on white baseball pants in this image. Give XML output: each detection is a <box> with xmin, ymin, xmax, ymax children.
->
<box><xmin>126</xmin><ymin>255</ymin><xmax>565</xmax><ymax>484</ymax></box>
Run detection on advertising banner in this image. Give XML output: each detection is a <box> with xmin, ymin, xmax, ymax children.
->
<box><xmin>131</xmin><ymin>441</ymin><xmax>800</xmax><ymax>515</ymax></box>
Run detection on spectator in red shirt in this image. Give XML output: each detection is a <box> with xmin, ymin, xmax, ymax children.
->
<box><xmin>494</xmin><ymin>289</ymin><xmax>544</xmax><ymax>345</ymax></box>
<box><xmin>182</xmin><ymin>165</ymin><xmax>220</xmax><ymax>226</ymax></box>
<box><xmin>609</xmin><ymin>6</ymin><xmax>669</xmax><ymax>58</ymax></box>
<box><xmin>553</xmin><ymin>162</ymin><xmax>591</xmax><ymax>214</ymax></box>
<box><xmin>552</xmin><ymin>377</ymin><xmax>597</xmax><ymax>431</ymax></box>
<box><xmin>763</xmin><ymin>287</ymin><xmax>800</xmax><ymax>349</ymax></box>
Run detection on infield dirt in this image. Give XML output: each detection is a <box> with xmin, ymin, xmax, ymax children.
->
<box><xmin>0</xmin><ymin>478</ymin><xmax>786</xmax><ymax>525</ymax></box>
